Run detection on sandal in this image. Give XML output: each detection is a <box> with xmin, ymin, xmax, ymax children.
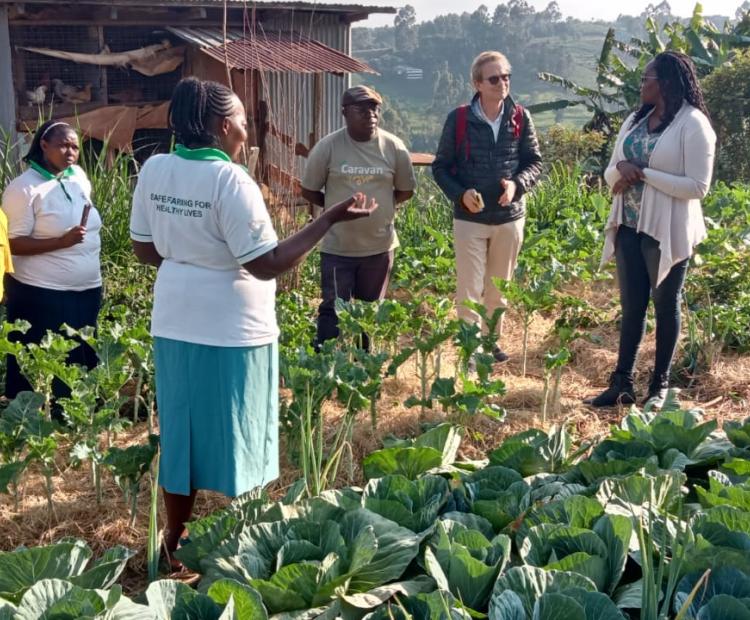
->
<box><xmin>160</xmin><ymin>544</ymin><xmax>200</xmax><ymax>585</ymax></box>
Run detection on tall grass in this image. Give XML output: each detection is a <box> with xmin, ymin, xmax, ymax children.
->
<box><xmin>0</xmin><ymin>128</ymin><xmax>23</xmax><ymax>193</ymax></box>
<box><xmin>396</xmin><ymin>168</ymin><xmax>453</xmax><ymax>243</ymax></box>
<box><xmin>81</xmin><ymin>146</ymin><xmax>138</xmax><ymax>265</ymax></box>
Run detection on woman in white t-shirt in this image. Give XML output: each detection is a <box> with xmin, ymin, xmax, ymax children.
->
<box><xmin>130</xmin><ymin>77</ymin><xmax>376</xmax><ymax>572</ymax></box>
<box><xmin>1</xmin><ymin>120</ymin><xmax>102</xmax><ymax>403</ymax></box>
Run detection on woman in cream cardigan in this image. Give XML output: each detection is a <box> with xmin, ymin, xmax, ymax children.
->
<box><xmin>586</xmin><ymin>51</ymin><xmax>716</xmax><ymax>408</ymax></box>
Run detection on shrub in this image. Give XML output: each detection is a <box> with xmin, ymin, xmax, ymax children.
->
<box><xmin>703</xmin><ymin>50</ymin><xmax>750</xmax><ymax>184</ymax></box>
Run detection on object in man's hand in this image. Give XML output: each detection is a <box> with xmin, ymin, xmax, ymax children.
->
<box><xmin>474</xmin><ymin>192</ymin><xmax>485</xmax><ymax>211</ymax></box>
<box><xmin>80</xmin><ymin>203</ymin><xmax>92</xmax><ymax>227</ymax></box>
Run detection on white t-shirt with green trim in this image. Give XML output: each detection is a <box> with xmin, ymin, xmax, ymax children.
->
<box><xmin>130</xmin><ymin>147</ymin><xmax>279</xmax><ymax>347</ymax></box>
<box><xmin>1</xmin><ymin>164</ymin><xmax>102</xmax><ymax>291</ymax></box>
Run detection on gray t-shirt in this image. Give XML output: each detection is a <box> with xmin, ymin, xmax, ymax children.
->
<box><xmin>302</xmin><ymin>127</ymin><xmax>416</xmax><ymax>257</ymax></box>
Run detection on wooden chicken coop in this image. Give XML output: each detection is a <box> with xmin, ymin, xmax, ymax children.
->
<box><xmin>0</xmin><ymin>0</ymin><xmax>395</xmax><ymax>190</ymax></box>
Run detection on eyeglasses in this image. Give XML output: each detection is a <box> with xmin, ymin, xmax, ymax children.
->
<box><xmin>640</xmin><ymin>75</ymin><xmax>658</xmax><ymax>84</ymax></box>
<box><xmin>344</xmin><ymin>103</ymin><xmax>381</xmax><ymax>115</ymax></box>
<box><xmin>482</xmin><ymin>74</ymin><xmax>511</xmax><ymax>85</ymax></box>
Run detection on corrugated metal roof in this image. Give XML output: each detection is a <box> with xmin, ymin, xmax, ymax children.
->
<box><xmin>0</xmin><ymin>0</ymin><xmax>397</xmax><ymax>16</ymax></box>
<box><xmin>168</xmin><ymin>26</ymin><xmax>377</xmax><ymax>74</ymax></box>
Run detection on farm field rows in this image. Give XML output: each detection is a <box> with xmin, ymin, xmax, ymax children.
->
<box><xmin>0</xmin><ymin>162</ymin><xmax>749</xmax><ymax>617</ymax></box>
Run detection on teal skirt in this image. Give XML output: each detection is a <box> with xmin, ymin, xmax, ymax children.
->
<box><xmin>153</xmin><ymin>337</ymin><xmax>279</xmax><ymax>497</ymax></box>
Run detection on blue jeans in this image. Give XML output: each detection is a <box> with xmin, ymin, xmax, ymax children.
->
<box><xmin>614</xmin><ymin>226</ymin><xmax>689</xmax><ymax>381</ymax></box>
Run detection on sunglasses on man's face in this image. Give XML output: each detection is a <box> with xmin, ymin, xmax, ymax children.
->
<box><xmin>640</xmin><ymin>75</ymin><xmax>659</xmax><ymax>84</ymax></box>
<box><xmin>482</xmin><ymin>74</ymin><xmax>511</xmax><ymax>85</ymax></box>
<box><xmin>345</xmin><ymin>103</ymin><xmax>381</xmax><ymax>115</ymax></box>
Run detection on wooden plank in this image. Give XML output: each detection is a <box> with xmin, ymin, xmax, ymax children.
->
<box><xmin>267</xmin><ymin>121</ymin><xmax>309</xmax><ymax>157</ymax></box>
<box><xmin>7</xmin><ymin>4</ymin><xmax>246</xmax><ymax>26</ymax></box>
<box><xmin>97</xmin><ymin>26</ymin><xmax>108</xmax><ymax>104</ymax></box>
<box><xmin>0</xmin><ymin>7</ymin><xmax>17</xmax><ymax>148</ymax></box>
<box><xmin>17</xmin><ymin>101</ymin><xmax>104</xmax><ymax>122</ymax></box>
<box><xmin>410</xmin><ymin>152</ymin><xmax>435</xmax><ymax>166</ymax></box>
<box><xmin>266</xmin><ymin>162</ymin><xmax>301</xmax><ymax>195</ymax></box>
<box><xmin>311</xmin><ymin>71</ymin><xmax>323</xmax><ymax>148</ymax></box>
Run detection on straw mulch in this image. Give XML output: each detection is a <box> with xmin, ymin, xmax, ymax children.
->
<box><xmin>1</xmin><ymin>281</ymin><xmax>748</xmax><ymax>596</ymax></box>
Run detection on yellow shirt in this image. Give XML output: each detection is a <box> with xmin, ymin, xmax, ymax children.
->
<box><xmin>0</xmin><ymin>210</ymin><xmax>14</xmax><ymax>300</ymax></box>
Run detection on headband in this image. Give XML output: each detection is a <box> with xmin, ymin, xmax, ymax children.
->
<box><xmin>40</xmin><ymin>122</ymin><xmax>71</xmax><ymax>140</ymax></box>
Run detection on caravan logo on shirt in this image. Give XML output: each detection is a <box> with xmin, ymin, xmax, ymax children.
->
<box><xmin>340</xmin><ymin>163</ymin><xmax>385</xmax><ymax>186</ymax></box>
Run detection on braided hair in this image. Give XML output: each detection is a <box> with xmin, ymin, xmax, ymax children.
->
<box><xmin>23</xmin><ymin>120</ymin><xmax>75</xmax><ymax>168</ymax></box>
<box><xmin>168</xmin><ymin>77</ymin><xmax>237</xmax><ymax>148</ymax></box>
<box><xmin>631</xmin><ymin>51</ymin><xmax>711</xmax><ymax>131</ymax></box>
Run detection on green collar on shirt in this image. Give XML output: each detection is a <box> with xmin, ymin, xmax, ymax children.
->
<box><xmin>28</xmin><ymin>160</ymin><xmax>75</xmax><ymax>181</ymax></box>
<box><xmin>174</xmin><ymin>144</ymin><xmax>232</xmax><ymax>162</ymax></box>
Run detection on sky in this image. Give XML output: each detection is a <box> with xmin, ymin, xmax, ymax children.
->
<box><xmin>341</xmin><ymin>0</ymin><xmax>743</xmax><ymax>27</ymax></box>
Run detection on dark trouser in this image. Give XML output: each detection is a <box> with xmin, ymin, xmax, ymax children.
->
<box><xmin>614</xmin><ymin>226</ymin><xmax>689</xmax><ymax>382</ymax></box>
<box><xmin>315</xmin><ymin>250</ymin><xmax>394</xmax><ymax>349</ymax></box>
<box><xmin>4</xmin><ymin>275</ymin><xmax>102</xmax><ymax>400</ymax></box>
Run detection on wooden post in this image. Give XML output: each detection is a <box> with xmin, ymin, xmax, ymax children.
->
<box><xmin>257</xmin><ymin>98</ymin><xmax>269</xmax><ymax>184</ymax></box>
<box><xmin>307</xmin><ymin>72</ymin><xmax>324</xmax><ymax>219</ymax></box>
<box><xmin>0</xmin><ymin>7</ymin><xmax>18</xmax><ymax>152</ymax></box>
<box><xmin>97</xmin><ymin>26</ymin><xmax>108</xmax><ymax>104</ymax></box>
<box><xmin>311</xmin><ymin>72</ymin><xmax>323</xmax><ymax>149</ymax></box>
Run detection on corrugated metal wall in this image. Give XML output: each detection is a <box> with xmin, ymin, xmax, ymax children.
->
<box><xmin>256</xmin><ymin>12</ymin><xmax>351</xmax><ymax>185</ymax></box>
<box><xmin>0</xmin><ymin>7</ymin><xmax>18</xmax><ymax>148</ymax></box>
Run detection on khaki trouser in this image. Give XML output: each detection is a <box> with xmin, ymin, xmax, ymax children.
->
<box><xmin>453</xmin><ymin>217</ymin><xmax>525</xmax><ymax>343</ymax></box>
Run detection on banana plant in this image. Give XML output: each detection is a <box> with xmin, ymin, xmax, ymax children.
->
<box><xmin>530</xmin><ymin>28</ymin><xmax>632</xmax><ymax>138</ymax></box>
<box><xmin>532</xmin><ymin>5</ymin><xmax>750</xmax><ymax>140</ymax></box>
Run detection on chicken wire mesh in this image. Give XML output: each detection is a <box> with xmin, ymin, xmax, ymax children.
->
<box><xmin>12</xmin><ymin>25</ymin><xmax>101</xmax><ymax>108</ymax></box>
<box><xmin>10</xmin><ymin>25</ymin><xmax>182</xmax><ymax>109</ymax></box>
<box><xmin>102</xmin><ymin>27</ymin><xmax>182</xmax><ymax>105</ymax></box>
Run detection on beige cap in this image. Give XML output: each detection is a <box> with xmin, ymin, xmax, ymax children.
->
<box><xmin>341</xmin><ymin>85</ymin><xmax>383</xmax><ymax>106</ymax></box>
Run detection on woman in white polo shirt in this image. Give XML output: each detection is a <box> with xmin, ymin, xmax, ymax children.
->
<box><xmin>1</xmin><ymin>120</ymin><xmax>101</xmax><ymax>402</ymax></box>
<box><xmin>130</xmin><ymin>77</ymin><xmax>376</xmax><ymax>570</ymax></box>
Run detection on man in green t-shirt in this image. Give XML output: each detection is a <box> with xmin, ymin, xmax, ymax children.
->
<box><xmin>301</xmin><ymin>85</ymin><xmax>416</xmax><ymax>349</ymax></box>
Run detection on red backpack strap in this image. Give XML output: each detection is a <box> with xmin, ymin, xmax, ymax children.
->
<box><xmin>511</xmin><ymin>103</ymin><xmax>525</xmax><ymax>139</ymax></box>
<box><xmin>455</xmin><ymin>104</ymin><xmax>470</xmax><ymax>161</ymax></box>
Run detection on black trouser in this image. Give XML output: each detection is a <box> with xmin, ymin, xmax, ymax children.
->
<box><xmin>315</xmin><ymin>250</ymin><xmax>394</xmax><ymax>350</ymax></box>
<box><xmin>4</xmin><ymin>275</ymin><xmax>102</xmax><ymax>400</ymax></box>
<box><xmin>614</xmin><ymin>226</ymin><xmax>689</xmax><ymax>382</ymax></box>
